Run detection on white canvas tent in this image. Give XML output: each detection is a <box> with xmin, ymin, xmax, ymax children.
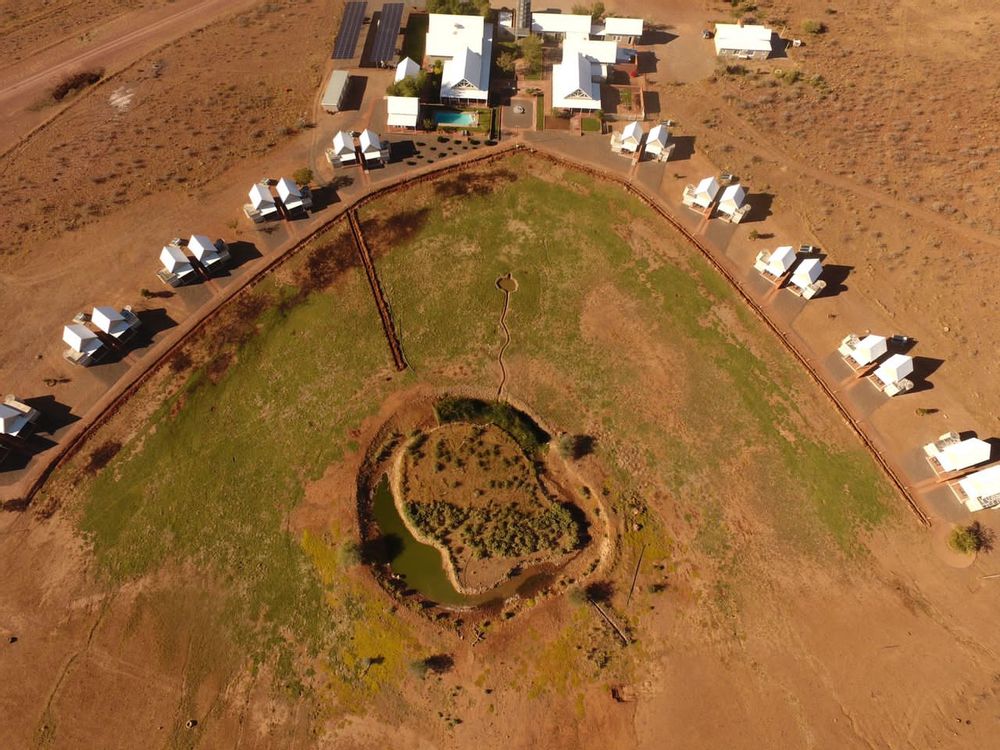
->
<box><xmin>359</xmin><ymin>129</ymin><xmax>389</xmax><ymax>165</ymax></box>
<box><xmin>644</xmin><ymin>124</ymin><xmax>673</xmax><ymax>160</ymax></box>
<box><xmin>924</xmin><ymin>434</ymin><xmax>992</xmax><ymax>476</ymax></box>
<box><xmin>953</xmin><ymin>465</ymin><xmax>1000</xmax><ymax>512</ymax></box>
<box><xmin>188</xmin><ymin>234</ymin><xmax>230</xmax><ymax>269</ymax></box>
<box><xmin>395</xmin><ymin>56</ymin><xmax>420</xmax><ymax>83</ymax></box>
<box><xmin>619</xmin><ymin>121</ymin><xmax>643</xmax><ymax>153</ymax></box>
<box><xmin>386</xmin><ymin>95</ymin><xmax>419</xmax><ymax>128</ymax></box>
<box><xmin>753</xmin><ymin>245</ymin><xmax>796</xmax><ymax>281</ymax></box>
<box><xmin>276</xmin><ymin>177</ymin><xmax>310</xmax><ymax>213</ymax></box>
<box><xmin>0</xmin><ymin>398</ymin><xmax>39</xmax><ymax>437</ymax></box>
<box><xmin>92</xmin><ymin>306</ymin><xmax>128</xmax><ymax>337</ymax></box>
<box><xmin>717</xmin><ymin>184</ymin><xmax>747</xmax><ymax>215</ymax></box>
<box><xmin>249</xmin><ymin>183</ymin><xmax>278</xmax><ymax>216</ymax></box>
<box><xmin>160</xmin><ymin>245</ymin><xmax>194</xmax><ymax>278</ymax></box>
<box><xmin>838</xmin><ymin>333</ymin><xmax>888</xmax><ymax>368</ymax></box>
<box><xmin>330</xmin><ymin>131</ymin><xmax>357</xmax><ymax>165</ymax></box>
<box><xmin>683</xmin><ymin>176</ymin><xmax>720</xmax><ymax>209</ymax></box>
<box><xmin>873</xmin><ymin>353</ymin><xmax>914</xmax><ymax>386</ymax></box>
<box><xmin>788</xmin><ymin>257</ymin><xmax>825</xmax><ymax>298</ymax></box>
<box><xmin>63</xmin><ymin>323</ymin><xmax>103</xmax><ymax>365</ymax></box>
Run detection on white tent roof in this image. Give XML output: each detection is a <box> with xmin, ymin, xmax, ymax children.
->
<box><xmin>958</xmin><ymin>465</ymin><xmax>1000</xmax><ymax>507</ymax></box>
<box><xmin>91</xmin><ymin>306</ymin><xmax>126</xmax><ymax>335</ymax></box>
<box><xmin>850</xmin><ymin>334</ymin><xmax>887</xmax><ymax>365</ymax></box>
<box><xmin>622</xmin><ymin>121</ymin><xmax>644</xmax><ymax>145</ymax></box>
<box><xmin>386</xmin><ymin>96</ymin><xmax>419</xmax><ymax>127</ymax></box>
<box><xmin>602</xmin><ymin>17</ymin><xmax>644</xmax><ymax>37</ymax></box>
<box><xmin>332</xmin><ymin>131</ymin><xmax>355</xmax><ymax>156</ymax></box>
<box><xmin>936</xmin><ymin>438</ymin><xmax>992</xmax><ymax>474</ymax></box>
<box><xmin>160</xmin><ymin>244</ymin><xmax>191</xmax><ymax>273</ymax></box>
<box><xmin>186</xmin><ymin>234</ymin><xmax>216</xmax><ymax>261</ymax></box>
<box><xmin>276</xmin><ymin>177</ymin><xmax>301</xmax><ymax>202</ymax></box>
<box><xmin>249</xmin><ymin>182</ymin><xmax>274</xmax><ymax>209</ymax></box>
<box><xmin>426</xmin><ymin>13</ymin><xmax>486</xmax><ymax>57</ymax></box>
<box><xmin>695</xmin><ymin>176</ymin><xmax>720</xmax><ymax>201</ymax></box>
<box><xmin>0</xmin><ymin>403</ymin><xmax>28</xmax><ymax>435</ymax></box>
<box><xmin>718</xmin><ymin>184</ymin><xmax>747</xmax><ymax>210</ymax></box>
<box><xmin>791</xmin><ymin>257</ymin><xmax>822</xmax><ymax>286</ymax></box>
<box><xmin>552</xmin><ymin>53</ymin><xmax>601</xmax><ymax>110</ymax></box>
<box><xmin>395</xmin><ymin>56</ymin><xmax>420</xmax><ymax>83</ymax></box>
<box><xmin>531</xmin><ymin>12</ymin><xmax>592</xmax><ymax>39</ymax></box>
<box><xmin>646</xmin><ymin>124</ymin><xmax>669</xmax><ymax>151</ymax></box>
<box><xmin>359</xmin><ymin>129</ymin><xmax>383</xmax><ymax>156</ymax></box>
<box><xmin>63</xmin><ymin>323</ymin><xmax>101</xmax><ymax>354</ymax></box>
<box><xmin>768</xmin><ymin>245</ymin><xmax>796</xmax><ymax>273</ymax></box>
<box><xmin>874</xmin><ymin>353</ymin><xmax>914</xmax><ymax>385</ymax></box>
<box><xmin>714</xmin><ymin>23</ymin><xmax>774</xmax><ymax>53</ymax></box>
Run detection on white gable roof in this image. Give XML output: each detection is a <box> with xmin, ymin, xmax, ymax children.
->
<box><xmin>426</xmin><ymin>13</ymin><xmax>485</xmax><ymax>57</ymax></box>
<box><xmin>552</xmin><ymin>53</ymin><xmax>601</xmax><ymax>109</ymax></box>
<box><xmin>63</xmin><ymin>323</ymin><xmax>101</xmax><ymax>353</ymax></box>
<box><xmin>187</xmin><ymin>234</ymin><xmax>217</xmax><ymax>261</ymax></box>
<box><xmin>937</xmin><ymin>438</ymin><xmax>992</xmax><ymax>473</ymax></box>
<box><xmin>386</xmin><ymin>96</ymin><xmax>419</xmax><ymax>127</ymax></box>
<box><xmin>792</xmin><ymin>257</ymin><xmax>822</xmax><ymax>285</ymax></box>
<box><xmin>647</xmin><ymin>124</ymin><xmax>669</xmax><ymax>150</ymax></box>
<box><xmin>850</xmin><ymin>334</ymin><xmax>888</xmax><ymax>365</ymax></box>
<box><xmin>622</xmin><ymin>121</ymin><xmax>643</xmax><ymax>145</ymax></box>
<box><xmin>695</xmin><ymin>176</ymin><xmax>720</xmax><ymax>200</ymax></box>
<box><xmin>719</xmin><ymin>184</ymin><xmax>747</xmax><ymax>209</ymax></box>
<box><xmin>91</xmin><ymin>306</ymin><xmax>126</xmax><ymax>335</ymax></box>
<box><xmin>602</xmin><ymin>17</ymin><xmax>644</xmax><ymax>37</ymax></box>
<box><xmin>714</xmin><ymin>23</ymin><xmax>773</xmax><ymax>53</ymax></box>
<box><xmin>958</xmin><ymin>465</ymin><xmax>1000</xmax><ymax>507</ymax></box>
<box><xmin>332</xmin><ymin>131</ymin><xmax>355</xmax><ymax>156</ymax></box>
<box><xmin>874</xmin><ymin>353</ymin><xmax>914</xmax><ymax>385</ymax></box>
<box><xmin>275</xmin><ymin>177</ymin><xmax>301</xmax><ymax>202</ymax></box>
<box><xmin>768</xmin><ymin>245</ymin><xmax>796</xmax><ymax>273</ymax></box>
<box><xmin>160</xmin><ymin>244</ymin><xmax>191</xmax><ymax>273</ymax></box>
<box><xmin>249</xmin><ymin>182</ymin><xmax>274</xmax><ymax>209</ymax></box>
<box><xmin>531</xmin><ymin>12</ymin><xmax>592</xmax><ymax>38</ymax></box>
<box><xmin>563</xmin><ymin>38</ymin><xmax>620</xmax><ymax>65</ymax></box>
<box><xmin>359</xmin><ymin>129</ymin><xmax>382</xmax><ymax>155</ymax></box>
<box><xmin>0</xmin><ymin>403</ymin><xmax>25</xmax><ymax>435</ymax></box>
<box><xmin>395</xmin><ymin>56</ymin><xmax>420</xmax><ymax>83</ymax></box>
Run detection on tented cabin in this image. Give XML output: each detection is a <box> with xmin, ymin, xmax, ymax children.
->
<box><xmin>611</xmin><ymin>121</ymin><xmax>644</xmax><ymax>154</ymax></box>
<box><xmin>0</xmin><ymin>397</ymin><xmax>40</xmax><ymax>437</ymax></box>
<box><xmin>328</xmin><ymin>131</ymin><xmax>358</xmax><ymax>166</ymax></box>
<box><xmin>682</xmin><ymin>176</ymin><xmax>721</xmax><ymax>211</ymax></box>
<box><xmin>157</xmin><ymin>244</ymin><xmax>196</xmax><ymax>287</ymax></box>
<box><xmin>714</xmin><ymin>23</ymin><xmax>774</xmax><ymax>59</ymax></box>
<box><xmin>716</xmin><ymin>183</ymin><xmax>750</xmax><ymax>223</ymax></box>
<box><xmin>787</xmin><ymin>257</ymin><xmax>826</xmax><ymax>299</ymax></box>
<box><xmin>838</xmin><ymin>333</ymin><xmax>888</xmax><ymax>371</ymax></box>
<box><xmin>276</xmin><ymin>177</ymin><xmax>312</xmax><ymax>213</ymax></box>
<box><xmin>188</xmin><ymin>234</ymin><xmax>231</xmax><ymax>271</ymax></box>
<box><xmin>644</xmin><ymin>124</ymin><xmax>674</xmax><ymax>161</ymax></box>
<box><xmin>870</xmin><ymin>353</ymin><xmax>914</xmax><ymax>396</ymax></box>
<box><xmin>92</xmin><ymin>305</ymin><xmax>141</xmax><ymax>340</ymax></box>
<box><xmin>62</xmin><ymin>323</ymin><xmax>104</xmax><ymax>365</ymax></box>
<box><xmin>924</xmin><ymin>433</ymin><xmax>992</xmax><ymax>478</ymax></box>
<box><xmin>321</xmin><ymin>70</ymin><xmax>351</xmax><ymax>113</ymax></box>
<box><xmin>395</xmin><ymin>56</ymin><xmax>420</xmax><ymax>83</ymax></box>
<box><xmin>359</xmin><ymin>129</ymin><xmax>389</xmax><ymax>166</ymax></box>
<box><xmin>753</xmin><ymin>245</ymin><xmax>796</xmax><ymax>284</ymax></box>
<box><xmin>386</xmin><ymin>95</ymin><xmax>420</xmax><ymax>129</ymax></box>
<box><xmin>952</xmin><ymin>465</ymin><xmax>1000</xmax><ymax>512</ymax></box>
<box><xmin>245</xmin><ymin>182</ymin><xmax>279</xmax><ymax>223</ymax></box>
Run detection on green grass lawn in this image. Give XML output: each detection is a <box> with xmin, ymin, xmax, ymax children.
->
<box><xmin>581</xmin><ymin>116</ymin><xmax>601</xmax><ymax>133</ymax></box>
<box><xmin>67</xmin><ymin>154</ymin><xmax>895</xmax><ymax>704</ymax></box>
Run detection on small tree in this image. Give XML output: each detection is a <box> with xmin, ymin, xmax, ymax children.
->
<box><xmin>496</xmin><ymin>50</ymin><xmax>517</xmax><ymax>74</ymax></box>
<box><xmin>292</xmin><ymin>167</ymin><xmax>313</xmax><ymax>186</ymax></box>
<box><xmin>520</xmin><ymin>35</ymin><xmax>542</xmax><ymax>76</ymax></box>
<box><xmin>949</xmin><ymin>522</ymin><xmax>995</xmax><ymax>555</ymax></box>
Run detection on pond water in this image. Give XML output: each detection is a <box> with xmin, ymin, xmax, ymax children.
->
<box><xmin>370</xmin><ymin>475</ymin><xmax>558</xmax><ymax>608</ymax></box>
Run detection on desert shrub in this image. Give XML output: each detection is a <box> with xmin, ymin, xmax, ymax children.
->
<box><xmin>51</xmin><ymin>69</ymin><xmax>103</xmax><ymax>101</ymax></box>
<box><xmin>949</xmin><ymin>522</ymin><xmax>995</xmax><ymax>555</ymax></box>
<box><xmin>802</xmin><ymin>20</ymin><xmax>826</xmax><ymax>34</ymax></box>
<box><xmin>292</xmin><ymin>167</ymin><xmax>313</xmax><ymax>186</ymax></box>
<box><xmin>434</xmin><ymin>397</ymin><xmax>550</xmax><ymax>457</ymax></box>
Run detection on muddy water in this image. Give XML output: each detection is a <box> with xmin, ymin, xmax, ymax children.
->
<box><xmin>370</xmin><ymin>475</ymin><xmax>559</xmax><ymax>608</ymax></box>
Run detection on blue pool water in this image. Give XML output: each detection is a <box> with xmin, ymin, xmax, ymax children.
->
<box><xmin>435</xmin><ymin>110</ymin><xmax>476</xmax><ymax>127</ymax></box>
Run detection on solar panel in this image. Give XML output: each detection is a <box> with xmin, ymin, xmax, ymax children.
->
<box><xmin>332</xmin><ymin>1</ymin><xmax>367</xmax><ymax>59</ymax></box>
<box><xmin>370</xmin><ymin>3</ymin><xmax>404</xmax><ymax>65</ymax></box>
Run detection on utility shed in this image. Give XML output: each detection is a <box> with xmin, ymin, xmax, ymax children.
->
<box><xmin>598</xmin><ymin>17</ymin><xmax>644</xmax><ymax>44</ymax></box>
<box><xmin>714</xmin><ymin>23</ymin><xmax>774</xmax><ymax>59</ymax></box>
<box><xmin>954</xmin><ymin>465</ymin><xmax>1000</xmax><ymax>512</ymax></box>
<box><xmin>322</xmin><ymin>70</ymin><xmax>351</xmax><ymax>113</ymax></box>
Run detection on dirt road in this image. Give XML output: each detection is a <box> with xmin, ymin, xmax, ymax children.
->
<box><xmin>0</xmin><ymin>0</ymin><xmax>261</xmax><ymax>154</ymax></box>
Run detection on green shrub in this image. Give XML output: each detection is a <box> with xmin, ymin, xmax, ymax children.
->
<box><xmin>802</xmin><ymin>20</ymin><xmax>826</xmax><ymax>34</ymax></box>
<box><xmin>949</xmin><ymin>522</ymin><xmax>994</xmax><ymax>555</ymax></box>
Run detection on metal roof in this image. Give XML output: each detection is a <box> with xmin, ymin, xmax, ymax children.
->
<box><xmin>333</xmin><ymin>1</ymin><xmax>368</xmax><ymax>59</ymax></box>
<box><xmin>368</xmin><ymin>3</ymin><xmax>404</xmax><ymax>66</ymax></box>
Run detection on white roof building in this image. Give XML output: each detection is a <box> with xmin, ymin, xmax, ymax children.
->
<box><xmin>188</xmin><ymin>234</ymin><xmax>226</xmax><ymax>267</ymax></box>
<box><xmin>925</xmin><ymin>435</ymin><xmax>992</xmax><ymax>475</ymax></box>
<box><xmin>955</xmin><ymin>465</ymin><xmax>1000</xmax><ymax>512</ymax></box>
<box><xmin>598</xmin><ymin>17</ymin><xmax>644</xmax><ymax>41</ymax></box>
<box><xmin>563</xmin><ymin>37</ymin><xmax>621</xmax><ymax>66</ymax></box>
<box><xmin>714</xmin><ymin>23</ymin><xmax>774</xmax><ymax>58</ymax></box>
<box><xmin>440</xmin><ymin>41</ymin><xmax>491</xmax><ymax>102</ymax></box>
<box><xmin>321</xmin><ymin>70</ymin><xmax>350</xmax><ymax>113</ymax></box>
<box><xmin>426</xmin><ymin>13</ymin><xmax>486</xmax><ymax>58</ymax></box>
<box><xmin>531</xmin><ymin>12</ymin><xmax>593</xmax><ymax>40</ymax></box>
<box><xmin>276</xmin><ymin>177</ymin><xmax>307</xmax><ymax>212</ymax></box>
<box><xmin>395</xmin><ymin>56</ymin><xmax>420</xmax><ymax>83</ymax></box>
<box><xmin>717</xmin><ymin>184</ymin><xmax>747</xmax><ymax>215</ymax></box>
<box><xmin>63</xmin><ymin>324</ymin><xmax>102</xmax><ymax>355</ymax></box>
<box><xmin>691</xmin><ymin>176</ymin><xmax>720</xmax><ymax>208</ymax></box>
<box><xmin>387</xmin><ymin>96</ymin><xmax>420</xmax><ymax>128</ymax></box>
<box><xmin>759</xmin><ymin>245</ymin><xmax>796</xmax><ymax>276</ymax></box>
<box><xmin>873</xmin><ymin>353</ymin><xmax>914</xmax><ymax>386</ymax></box>
<box><xmin>791</xmin><ymin>257</ymin><xmax>822</xmax><ymax>287</ymax></box>
<box><xmin>91</xmin><ymin>306</ymin><xmax>128</xmax><ymax>336</ymax></box>
<box><xmin>620</xmin><ymin>121</ymin><xmax>644</xmax><ymax>152</ymax></box>
<box><xmin>332</xmin><ymin>131</ymin><xmax>357</xmax><ymax>163</ymax></box>
<box><xmin>249</xmin><ymin>183</ymin><xmax>278</xmax><ymax>216</ymax></box>
<box><xmin>552</xmin><ymin>53</ymin><xmax>601</xmax><ymax>111</ymax></box>
<box><xmin>840</xmin><ymin>334</ymin><xmax>888</xmax><ymax>367</ymax></box>
<box><xmin>160</xmin><ymin>244</ymin><xmax>194</xmax><ymax>276</ymax></box>
<box><xmin>0</xmin><ymin>400</ymin><xmax>38</xmax><ymax>437</ymax></box>
<box><xmin>359</xmin><ymin>129</ymin><xmax>387</xmax><ymax>164</ymax></box>
<box><xmin>646</xmin><ymin>124</ymin><xmax>669</xmax><ymax>153</ymax></box>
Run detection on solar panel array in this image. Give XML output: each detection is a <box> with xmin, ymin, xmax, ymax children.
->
<box><xmin>332</xmin><ymin>1</ymin><xmax>367</xmax><ymax>59</ymax></box>
<box><xmin>370</xmin><ymin>3</ymin><xmax>404</xmax><ymax>65</ymax></box>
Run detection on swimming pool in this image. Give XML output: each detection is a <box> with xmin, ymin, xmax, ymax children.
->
<box><xmin>435</xmin><ymin>110</ymin><xmax>477</xmax><ymax>127</ymax></box>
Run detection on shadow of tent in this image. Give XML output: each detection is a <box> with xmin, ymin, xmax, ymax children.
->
<box><xmin>887</xmin><ymin>336</ymin><xmax>918</xmax><ymax>355</ymax></box>
<box><xmin>308</xmin><ymin>184</ymin><xmax>341</xmax><ymax>211</ymax></box>
<box><xmin>669</xmin><ymin>134</ymin><xmax>696</xmax><ymax>161</ymax></box>
<box><xmin>22</xmin><ymin>394</ymin><xmax>80</xmax><ymax>435</ymax></box>
<box><xmin>815</xmin><ymin>264</ymin><xmax>853</xmax><ymax>298</ymax></box>
<box><xmin>389</xmin><ymin>140</ymin><xmax>417</xmax><ymax>161</ymax></box>
<box><xmin>744</xmin><ymin>192</ymin><xmax>774</xmax><ymax>222</ymax></box>
<box><xmin>225</xmin><ymin>241</ymin><xmax>263</xmax><ymax>268</ymax></box>
<box><xmin>130</xmin><ymin>307</ymin><xmax>178</xmax><ymax>350</ymax></box>
<box><xmin>984</xmin><ymin>438</ymin><xmax>1000</xmax><ymax>462</ymax></box>
<box><xmin>0</xmin><ymin>431</ymin><xmax>57</xmax><ymax>473</ymax></box>
<box><xmin>908</xmin><ymin>356</ymin><xmax>945</xmax><ymax>394</ymax></box>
